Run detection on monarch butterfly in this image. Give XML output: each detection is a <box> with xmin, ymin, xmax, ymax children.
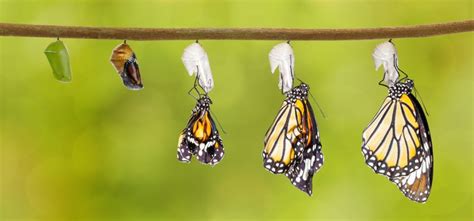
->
<box><xmin>263</xmin><ymin>83</ymin><xmax>323</xmax><ymax>195</ymax></box>
<box><xmin>177</xmin><ymin>95</ymin><xmax>224</xmax><ymax>165</ymax></box>
<box><xmin>362</xmin><ymin>79</ymin><xmax>433</xmax><ymax>203</ymax></box>
<box><xmin>110</xmin><ymin>42</ymin><xmax>143</xmax><ymax>90</ymax></box>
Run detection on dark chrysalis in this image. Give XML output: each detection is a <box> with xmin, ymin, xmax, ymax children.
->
<box><xmin>44</xmin><ymin>40</ymin><xmax>72</xmax><ymax>82</ymax></box>
<box><xmin>110</xmin><ymin>43</ymin><xmax>143</xmax><ymax>90</ymax></box>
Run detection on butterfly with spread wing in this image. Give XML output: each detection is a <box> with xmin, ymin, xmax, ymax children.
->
<box><xmin>263</xmin><ymin>83</ymin><xmax>323</xmax><ymax>195</ymax></box>
<box><xmin>177</xmin><ymin>77</ymin><xmax>224</xmax><ymax>166</ymax></box>
<box><xmin>362</xmin><ymin>78</ymin><xmax>433</xmax><ymax>203</ymax></box>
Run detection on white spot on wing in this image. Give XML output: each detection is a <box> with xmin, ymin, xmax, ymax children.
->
<box><xmin>407</xmin><ymin>173</ymin><xmax>416</xmax><ymax>185</ymax></box>
<box><xmin>302</xmin><ymin>159</ymin><xmax>311</xmax><ymax>180</ymax></box>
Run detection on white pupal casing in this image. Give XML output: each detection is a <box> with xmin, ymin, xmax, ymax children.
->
<box><xmin>181</xmin><ymin>42</ymin><xmax>214</xmax><ymax>93</ymax></box>
<box><xmin>372</xmin><ymin>41</ymin><xmax>399</xmax><ymax>87</ymax></box>
<box><xmin>269</xmin><ymin>42</ymin><xmax>295</xmax><ymax>93</ymax></box>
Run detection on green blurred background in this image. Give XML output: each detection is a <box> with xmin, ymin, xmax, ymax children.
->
<box><xmin>0</xmin><ymin>0</ymin><xmax>472</xmax><ymax>220</ymax></box>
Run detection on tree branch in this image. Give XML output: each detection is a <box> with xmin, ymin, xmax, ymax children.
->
<box><xmin>0</xmin><ymin>20</ymin><xmax>472</xmax><ymax>41</ymax></box>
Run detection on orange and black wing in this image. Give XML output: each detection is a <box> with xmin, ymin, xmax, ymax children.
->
<box><xmin>389</xmin><ymin>93</ymin><xmax>433</xmax><ymax>202</ymax></box>
<box><xmin>263</xmin><ymin>102</ymin><xmax>298</xmax><ymax>173</ymax></box>
<box><xmin>263</xmin><ymin>83</ymin><xmax>323</xmax><ymax>196</ymax></box>
<box><xmin>177</xmin><ymin>97</ymin><xmax>224</xmax><ymax>166</ymax></box>
<box><xmin>285</xmin><ymin>98</ymin><xmax>323</xmax><ymax>195</ymax></box>
<box><xmin>362</xmin><ymin>81</ymin><xmax>433</xmax><ymax>203</ymax></box>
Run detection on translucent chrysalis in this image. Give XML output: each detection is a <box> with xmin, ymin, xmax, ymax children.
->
<box><xmin>269</xmin><ymin>42</ymin><xmax>294</xmax><ymax>93</ymax></box>
<box><xmin>44</xmin><ymin>40</ymin><xmax>72</xmax><ymax>82</ymax></box>
<box><xmin>373</xmin><ymin>41</ymin><xmax>399</xmax><ymax>87</ymax></box>
<box><xmin>181</xmin><ymin>42</ymin><xmax>214</xmax><ymax>93</ymax></box>
<box><xmin>110</xmin><ymin>42</ymin><xmax>143</xmax><ymax>90</ymax></box>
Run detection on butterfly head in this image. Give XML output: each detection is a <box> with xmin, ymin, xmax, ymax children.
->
<box><xmin>287</xmin><ymin>83</ymin><xmax>310</xmax><ymax>101</ymax></box>
<box><xmin>298</xmin><ymin>83</ymin><xmax>310</xmax><ymax>93</ymax></box>
<box><xmin>404</xmin><ymin>79</ymin><xmax>414</xmax><ymax>89</ymax></box>
<box><xmin>194</xmin><ymin>95</ymin><xmax>212</xmax><ymax>113</ymax></box>
<box><xmin>389</xmin><ymin>79</ymin><xmax>414</xmax><ymax>99</ymax></box>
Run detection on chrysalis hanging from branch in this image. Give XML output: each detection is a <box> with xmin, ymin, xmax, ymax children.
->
<box><xmin>177</xmin><ymin>41</ymin><xmax>224</xmax><ymax>166</ymax></box>
<box><xmin>362</xmin><ymin>41</ymin><xmax>434</xmax><ymax>203</ymax></box>
<box><xmin>44</xmin><ymin>39</ymin><xmax>72</xmax><ymax>82</ymax></box>
<box><xmin>110</xmin><ymin>42</ymin><xmax>143</xmax><ymax>90</ymax></box>
<box><xmin>262</xmin><ymin>83</ymin><xmax>324</xmax><ymax>196</ymax></box>
<box><xmin>181</xmin><ymin>42</ymin><xmax>214</xmax><ymax>93</ymax></box>
<box><xmin>269</xmin><ymin>42</ymin><xmax>294</xmax><ymax>93</ymax></box>
<box><xmin>264</xmin><ymin>42</ymin><xmax>324</xmax><ymax>196</ymax></box>
<box><xmin>372</xmin><ymin>40</ymin><xmax>399</xmax><ymax>87</ymax></box>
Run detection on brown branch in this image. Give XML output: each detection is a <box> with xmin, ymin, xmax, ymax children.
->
<box><xmin>0</xmin><ymin>20</ymin><xmax>473</xmax><ymax>41</ymax></box>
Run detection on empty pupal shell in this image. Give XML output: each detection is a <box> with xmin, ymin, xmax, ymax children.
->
<box><xmin>269</xmin><ymin>42</ymin><xmax>295</xmax><ymax>93</ymax></box>
<box><xmin>44</xmin><ymin>40</ymin><xmax>72</xmax><ymax>82</ymax></box>
<box><xmin>373</xmin><ymin>41</ymin><xmax>399</xmax><ymax>87</ymax></box>
<box><xmin>110</xmin><ymin>43</ymin><xmax>143</xmax><ymax>90</ymax></box>
<box><xmin>181</xmin><ymin>43</ymin><xmax>214</xmax><ymax>93</ymax></box>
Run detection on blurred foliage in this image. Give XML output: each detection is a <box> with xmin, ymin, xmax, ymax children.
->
<box><xmin>0</xmin><ymin>0</ymin><xmax>472</xmax><ymax>220</ymax></box>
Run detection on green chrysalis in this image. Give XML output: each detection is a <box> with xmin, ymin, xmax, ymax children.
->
<box><xmin>44</xmin><ymin>40</ymin><xmax>72</xmax><ymax>82</ymax></box>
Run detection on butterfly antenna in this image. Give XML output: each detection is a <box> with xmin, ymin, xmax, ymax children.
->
<box><xmin>210</xmin><ymin>109</ymin><xmax>227</xmax><ymax>134</ymax></box>
<box><xmin>309</xmin><ymin>91</ymin><xmax>327</xmax><ymax>119</ymax></box>
<box><xmin>414</xmin><ymin>86</ymin><xmax>430</xmax><ymax>117</ymax></box>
